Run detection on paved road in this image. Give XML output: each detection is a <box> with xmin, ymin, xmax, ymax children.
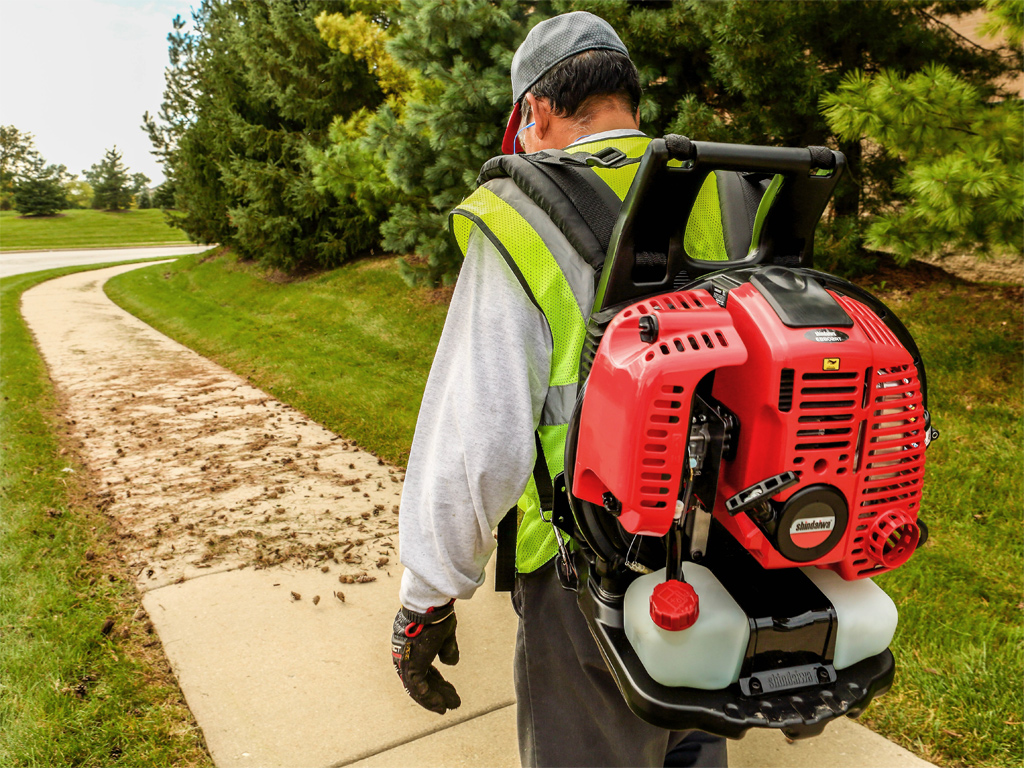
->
<box><xmin>0</xmin><ymin>244</ymin><xmax>211</xmax><ymax>278</ymax></box>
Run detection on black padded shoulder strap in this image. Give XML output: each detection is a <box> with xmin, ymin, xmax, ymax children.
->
<box><xmin>477</xmin><ymin>149</ymin><xmax>625</xmax><ymax>270</ymax></box>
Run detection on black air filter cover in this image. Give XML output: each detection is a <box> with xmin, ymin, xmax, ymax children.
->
<box><xmin>749</xmin><ymin>268</ymin><xmax>853</xmax><ymax>328</ymax></box>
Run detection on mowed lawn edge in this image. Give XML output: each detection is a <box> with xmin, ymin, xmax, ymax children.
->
<box><xmin>106</xmin><ymin>251</ymin><xmax>1022</xmax><ymax>768</ymax></box>
<box><xmin>0</xmin><ymin>260</ymin><xmax>213</xmax><ymax>767</ymax></box>
<box><xmin>0</xmin><ymin>209</ymin><xmax>193</xmax><ymax>252</ymax></box>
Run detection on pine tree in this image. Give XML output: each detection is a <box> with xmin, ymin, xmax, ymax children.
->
<box><xmin>145</xmin><ymin>1</ymin><xmax>388</xmax><ymax>269</ymax></box>
<box><xmin>823</xmin><ymin>63</ymin><xmax>1023</xmax><ymax>262</ymax></box>
<box><xmin>674</xmin><ymin>0</ymin><xmax>1013</xmax><ymax>222</ymax></box>
<box><xmin>316</xmin><ymin>0</ymin><xmax>1009</xmax><ymax>285</ymax></box>
<box><xmin>1</xmin><ymin>125</ymin><xmax>41</xmax><ymax>211</ymax></box>
<box><xmin>12</xmin><ymin>156</ymin><xmax>68</xmax><ymax>216</ymax></box>
<box><xmin>152</xmin><ymin>180</ymin><xmax>176</xmax><ymax>209</ymax></box>
<box><xmin>318</xmin><ymin>1</ymin><xmax>726</xmax><ymax>286</ymax></box>
<box><xmin>309</xmin><ymin>1</ymin><xmax>418</xmax><ymax>273</ymax></box>
<box><xmin>85</xmin><ymin>147</ymin><xmax>133</xmax><ymax>210</ymax></box>
<box><xmin>143</xmin><ymin>8</ymin><xmax>233</xmax><ymax>244</ymax></box>
<box><xmin>348</xmin><ymin>0</ymin><xmax>541</xmax><ymax>286</ymax></box>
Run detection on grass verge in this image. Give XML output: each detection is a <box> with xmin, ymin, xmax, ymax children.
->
<box><xmin>108</xmin><ymin>252</ymin><xmax>1022</xmax><ymax>768</ymax></box>
<box><xmin>851</xmin><ymin>262</ymin><xmax>1023</xmax><ymax>768</ymax></box>
<box><xmin>0</xmin><ymin>262</ymin><xmax>212</xmax><ymax>767</ymax></box>
<box><xmin>0</xmin><ymin>209</ymin><xmax>191</xmax><ymax>252</ymax></box>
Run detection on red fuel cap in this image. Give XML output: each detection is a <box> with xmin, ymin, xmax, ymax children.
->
<box><xmin>649</xmin><ymin>579</ymin><xmax>700</xmax><ymax>631</ymax></box>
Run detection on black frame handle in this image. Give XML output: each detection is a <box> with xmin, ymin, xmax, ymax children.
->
<box><xmin>593</xmin><ymin>136</ymin><xmax>845</xmax><ymax>313</ymax></box>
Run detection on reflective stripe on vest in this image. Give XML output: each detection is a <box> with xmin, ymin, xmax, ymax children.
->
<box><xmin>450</xmin><ymin>136</ymin><xmax>651</xmax><ymax>572</ymax></box>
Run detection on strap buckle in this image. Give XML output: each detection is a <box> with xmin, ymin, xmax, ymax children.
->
<box><xmin>553</xmin><ymin>528</ymin><xmax>579</xmax><ymax>592</ymax></box>
<box><xmin>585</xmin><ymin>147</ymin><xmax>628</xmax><ymax>169</ymax></box>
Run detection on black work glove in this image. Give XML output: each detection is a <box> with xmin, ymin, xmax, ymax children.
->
<box><xmin>391</xmin><ymin>600</ymin><xmax>461</xmax><ymax>714</ymax></box>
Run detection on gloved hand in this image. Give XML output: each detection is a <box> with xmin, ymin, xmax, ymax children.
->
<box><xmin>391</xmin><ymin>600</ymin><xmax>461</xmax><ymax>714</ymax></box>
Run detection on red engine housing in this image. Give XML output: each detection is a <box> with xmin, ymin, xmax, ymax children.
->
<box><xmin>572</xmin><ymin>283</ymin><xmax>926</xmax><ymax>580</ymax></box>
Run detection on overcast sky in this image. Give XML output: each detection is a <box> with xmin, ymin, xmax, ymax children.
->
<box><xmin>0</xmin><ymin>0</ymin><xmax>195</xmax><ymax>186</ymax></box>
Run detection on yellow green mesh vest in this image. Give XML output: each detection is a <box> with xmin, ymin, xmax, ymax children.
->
<box><xmin>449</xmin><ymin>135</ymin><xmax>652</xmax><ymax>573</ymax></box>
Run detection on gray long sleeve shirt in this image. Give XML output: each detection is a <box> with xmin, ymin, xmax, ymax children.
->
<box><xmin>398</xmin><ymin>226</ymin><xmax>551</xmax><ymax>612</ymax></box>
<box><xmin>398</xmin><ymin>129</ymin><xmax>646</xmax><ymax>613</ymax></box>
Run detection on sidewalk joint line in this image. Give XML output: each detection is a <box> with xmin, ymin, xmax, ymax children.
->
<box><xmin>140</xmin><ymin>563</ymin><xmax>248</xmax><ymax>594</ymax></box>
<box><xmin>324</xmin><ymin>700</ymin><xmax>516</xmax><ymax>768</ymax></box>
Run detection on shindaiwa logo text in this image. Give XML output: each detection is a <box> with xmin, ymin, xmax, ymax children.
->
<box><xmin>804</xmin><ymin>329</ymin><xmax>849</xmax><ymax>343</ymax></box>
<box><xmin>791</xmin><ymin>516</ymin><xmax>835</xmax><ymax>534</ymax></box>
<box><xmin>764</xmin><ymin>669</ymin><xmax>815</xmax><ymax>690</ymax></box>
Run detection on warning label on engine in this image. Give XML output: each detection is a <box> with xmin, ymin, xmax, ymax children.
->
<box><xmin>805</xmin><ymin>329</ymin><xmax>850</xmax><ymax>343</ymax></box>
<box><xmin>790</xmin><ymin>515</ymin><xmax>835</xmax><ymax>548</ymax></box>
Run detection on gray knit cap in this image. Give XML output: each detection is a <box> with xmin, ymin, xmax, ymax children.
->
<box><xmin>511</xmin><ymin>11</ymin><xmax>630</xmax><ymax>104</ymax></box>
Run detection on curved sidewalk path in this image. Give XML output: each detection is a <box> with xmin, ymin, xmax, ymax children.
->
<box><xmin>0</xmin><ymin>243</ymin><xmax>211</xmax><ymax>277</ymax></box>
<box><xmin>20</xmin><ymin>262</ymin><xmax>934</xmax><ymax>768</ymax></box>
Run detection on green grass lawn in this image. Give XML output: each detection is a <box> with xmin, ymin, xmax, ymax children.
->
<box><xmin>0</xmin><ymin>262</ymin><xmax>212</xmax><ymax>767</ymax></box>
<box><xmin>105</xmin><ymin>250</ymin><xmax>1022</xmax><ymax>768</ymax></box>
<box><xmin>851</xmin><ymin>270</ymin><xmax>1023</xmax><ymax>768</ymax></box>
<box><xmin>0</xmin><ymin>208</ymin><xmax>193</xmax><ymax>252</ymax></box>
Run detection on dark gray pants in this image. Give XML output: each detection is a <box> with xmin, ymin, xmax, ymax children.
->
<box><xmin>512</xmin><ymin>561</ymin><xmax>729</xmax><ymax>768</ymax></box>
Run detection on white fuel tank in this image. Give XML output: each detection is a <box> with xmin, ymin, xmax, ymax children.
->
<box><xmin>623</xmin><ymin>564</ymin><xmax>749</xmax><ymax>689</ymax></box>
<box><xmin>802</xmin><ymin>567</ymin><xmax>899</xmax><ymax>670</ymax></box>
<box><xmin>624</xmin><ymin>563</ymin><xmax>899</xmax><ymax>689</ymax></box>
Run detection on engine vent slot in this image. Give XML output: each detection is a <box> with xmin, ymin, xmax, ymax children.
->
<box><xmin>802</xmin><ymin>372</ymin><xmax>857</xmax><ymax>380</ymax></box>
<box><xmin>799</xmin><ymin>400</ymin><xmax>855</xmax><ymax>410</ymax></box>
<box><xmin>801</xmin><ymin>386</ymin><xmax>858</xmax><ymax>396</ymax></box>
<box><xmin>778</xmin><ymin>368</ymin><xmax>795</xmax><ymax>412</ymax></box>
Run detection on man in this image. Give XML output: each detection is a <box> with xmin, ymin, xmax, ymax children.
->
<box><xmin>391</xmin><ymin>11</ymin><xmax>728</xmax><ymax>768</ymax></box>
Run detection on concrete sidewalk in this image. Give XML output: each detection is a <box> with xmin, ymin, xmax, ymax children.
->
<box><xmin>21</xmin><ymin>262</ymin><xmax>935</xmax><ymax>768</ymax></box>
<box><xmin>144</xmin><ymin>561</ymin><xmax>932</xmax><ymax>768</ymax></box>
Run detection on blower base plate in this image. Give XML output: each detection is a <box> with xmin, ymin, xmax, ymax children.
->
<box><xmin>576</xmin><ymin>562</ymin><xmax>895</xmax><ymax>740</ymax></box>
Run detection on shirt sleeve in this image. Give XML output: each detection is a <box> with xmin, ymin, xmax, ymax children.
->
<box><xmin>398</xmin><ymin>226</ymin><xmax>552</xmax><ymax>612</ymax></box>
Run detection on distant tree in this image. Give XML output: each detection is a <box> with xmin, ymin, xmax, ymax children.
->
<box><xmin>152</xmin><ymin>180</ymin><xmax>176</xmax><ymax>209</ymax></box>
<box><xmin>85</xmin><ymin>147</ymin><xmax>133</xmax><ymax>210</ymax></box>
<box><xmin>1</xmin><ymin>125</ymin><xmax>41</xmax><ymax>211</ymax></box>
<box><xmin>142</xmin><ymin>12</ymin><xmax>227</xmax><ymax>240</ymax></box>
<box><xmin>63</xmin><ymin>178</ymin><xmax>93</xmax><ymax>209</ymax></box>
<box><xmin>13</xmin><ymin>156</ymin><xmax>68</xmax><ymax>216</ymax></box>
<box><xmin>130</xmin><ymin>171</ymin><xmax>152</xmax><ymax>208</ymax></box>
<box><xmin>822</xmin><ymin>63</ymin><xmax>1023</xmax><ymax>262</ymax></box>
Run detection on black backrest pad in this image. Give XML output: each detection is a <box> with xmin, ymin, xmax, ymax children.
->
<box><xmin>716</xmin><ymin>172</ymin><xmax>774</xmax><ymax>260</ymax></box>
<box><xmin>477</xmin><ymin>150</ymin><xmax>624</xmax><ymax>270</ymax></box>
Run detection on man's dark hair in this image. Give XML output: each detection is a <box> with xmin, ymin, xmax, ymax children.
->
<box><xmin>520</xmin><ymin>49</ymin><xmax>641</xmax><ymax>124</ymax></box>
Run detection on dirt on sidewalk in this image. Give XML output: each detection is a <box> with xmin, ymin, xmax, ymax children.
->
<box><xmin>22</xmin><ymin>262</ymin><xmax>401</xmax><ymax>596</ymax></box>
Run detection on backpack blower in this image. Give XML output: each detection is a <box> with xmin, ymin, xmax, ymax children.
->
<box><xmin>547</xmin><ymin>136</ymin><xmax>936</xmax><ymax>740</ymax></box>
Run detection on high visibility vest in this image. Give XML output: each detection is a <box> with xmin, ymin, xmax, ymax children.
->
<box><xmin>449</xmin><ymin>135</ymin><xmax>653</xmax><ymax>573</ymax></box>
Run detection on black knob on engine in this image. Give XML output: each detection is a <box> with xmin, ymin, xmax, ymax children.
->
<box><xmin>639</xmin><ymin>315</ymin><xmax>659</xmax><ymax>343</ymax></box>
